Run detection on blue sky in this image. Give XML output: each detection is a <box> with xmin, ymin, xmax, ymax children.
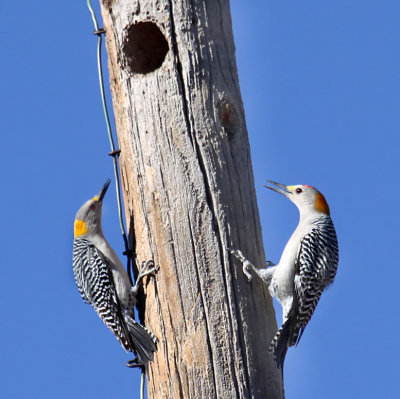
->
<box><xmin>1</xmin><ymin>1</ymin><xmax>398</xmax><ymax>398</ymax></box>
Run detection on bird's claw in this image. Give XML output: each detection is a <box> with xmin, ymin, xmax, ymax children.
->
<box><xmin>133</xmin><ymin>260</ymin><xmax>159</xmax><ymax>293</ymax></box>
<box><xmin>229</xmin><ymin>248</ymin><xmax>253</xmax><ymax>282</ymax></box>
<box><xmin>138</xmin><ymin>260</ymin><xmax>159</xmax><ymax>280</ymax></box>
<box><xmin>229</xmin><ymin>248</ymin><xmax>246</xmax><ymax>261</ymax></box>
<box><xmin>243</xmin><ymin>263</ymin><xmax>253</xmax><ymax>282</ymax></box>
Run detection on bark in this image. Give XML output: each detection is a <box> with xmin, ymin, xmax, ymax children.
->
<box><xmin>99</xmin><ymin>0</ymin><xmax>283</xmax><ymax>398</ymax></box>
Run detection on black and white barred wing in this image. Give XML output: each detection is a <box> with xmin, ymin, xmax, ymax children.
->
<box><xmin>269</xmin><ymin>218</ymin><xmax>338</xmax><ymax>368</ymax></box>
<box><xmin>72</xmin><ymin>238</ymin><xmax>133</xmax><ymax>352</ymax></box>
<box><xmin>292</xmin><ymin>219</ymin><xmax>339</xmax><ymax>346</ymax></box>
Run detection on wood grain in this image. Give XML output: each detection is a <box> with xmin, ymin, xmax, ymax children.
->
<box><xmin>99</xmin><ymin>1</ymin><xmax>283</xmax><ymax>397</ymax></box>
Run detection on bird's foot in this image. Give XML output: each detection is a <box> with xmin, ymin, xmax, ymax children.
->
<box><xmin>139</xmin><ymin>260</ymin><xmax>159</xmax><ymax>279</ymax></box>
<box><xmin>229</xmin><ymin>248</ymin><xmax>253</xmax><ymax>282</ymax></box>
<box><xmin>133</xmin><ymin>260</ymin><xmax>159</xmax><ymax>292</ymax></box>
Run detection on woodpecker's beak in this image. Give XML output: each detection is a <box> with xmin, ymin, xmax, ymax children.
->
<box><xmin>264</xmin><ymin>180</ymin><xmax>292</xmax><ymax>196</ymax></box>
<box><xmin>98</xmin><ymin>179</ymin><xmax>111</xmax><ymax>202</ymax></box>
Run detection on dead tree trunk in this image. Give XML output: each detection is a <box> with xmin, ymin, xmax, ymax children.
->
<box><xmin>99</xmin><ymin>0</ymin><xmax>283</xmax><ymax>398</ymax></box>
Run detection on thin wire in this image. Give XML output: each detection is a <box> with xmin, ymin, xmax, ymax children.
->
<box><xmin>140</xmin><ymin>370</ymin><xmax>145</xmax><ymax>399</ymax></box>
<box><xmin>86</xmin><ymin>4</ymin><xmax>146</xmax><ymax>397</ymax></box>
<box><xmin>86</xmin><ymin>0</ymin><xmax>133</xmax><ymax>284</ymax></box>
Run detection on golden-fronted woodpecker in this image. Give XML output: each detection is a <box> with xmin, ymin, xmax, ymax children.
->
<box><xmin>231</xmin><ymin>181</ymin><xmax>338</xmax><ymax>370</ymax></box>
<box><xmin>72</xmin><ymin>179</ymin><xmax>157</xmax><ymax>367</ymax></box>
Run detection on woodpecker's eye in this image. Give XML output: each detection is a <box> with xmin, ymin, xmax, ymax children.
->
<box><xmin>89</xmin><ymin>204</ymin><xmax>96</xmax><ymax>211</ymax></box>
<box><xmin>295</xmin><ymin>188</ymin><xmax>303</xmax><ymax>194</ymax></box>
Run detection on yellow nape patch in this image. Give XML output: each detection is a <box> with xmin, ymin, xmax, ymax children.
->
<box><xmin>74</xmin><ymin>219</ymin><xmax>88</xmax><ymax>237</ymax></box>
<box><xmin>92</xmin><ymin>196</ymin><xmax>99</xmax><ymax>202</ymax></box>
<box><xmin>315</xmin><ymin>193</ymin><xmax>330</xmax><ymax>215</ymax></box>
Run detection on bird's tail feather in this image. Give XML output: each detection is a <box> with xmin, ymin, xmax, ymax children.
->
<box><xmin>269</xmin><ymin>317</ymin><xmax>292</xmax><ymax>371</ymax></box>
<box><xmin>125</xmin><ymin>314</ymin><xmax>158</xmax><ymax>366</ymax></box>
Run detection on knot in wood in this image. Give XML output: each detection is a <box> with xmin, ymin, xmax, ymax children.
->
<box><xmin>218</xmin><ymin>99</ymin><xmax>240</xmax><ymax>137</ymax></box>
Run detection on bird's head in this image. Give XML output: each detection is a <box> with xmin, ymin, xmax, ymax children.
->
<box><xmin>74</xmin><ymin>179</ymin><xmax>111</xmax><ymax>238</ymax></box>
<box><xmin>265</xmin><ymin>180</ymin><xmax>330</xmax><ymax>216</ymax></box>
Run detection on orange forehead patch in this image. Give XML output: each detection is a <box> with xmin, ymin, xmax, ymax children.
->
<box><xmin>315</xmin><ymin>193</ymin><xmax>330</xmax><ymax>215</ymax></box>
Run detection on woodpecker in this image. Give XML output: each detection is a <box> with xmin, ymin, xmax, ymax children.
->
<box><xmin>72</xmin><ymin>179</ymin><xmax>158</xmax><ymax>367</ymax></box>
<box><xmin>231</xmin><ymin>181</ymin><xmax>338</xmax><ymax>370</ymax></box>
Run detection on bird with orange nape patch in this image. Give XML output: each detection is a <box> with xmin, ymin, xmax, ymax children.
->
<box><xmin>72</xmin><ymin>179</ymin><xmax>158</xmax><ymax>368</ymax></box>
<box><xmin>231</xmin><ymin>181</ymin><xmax>338</xmax><ymax>371</ymax></box>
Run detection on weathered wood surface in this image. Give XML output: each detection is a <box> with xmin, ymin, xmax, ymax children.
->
<box><xmin>99</xmin><ymin>0</ymin><xmax>283</xmax><ymax>397</ymax></box>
